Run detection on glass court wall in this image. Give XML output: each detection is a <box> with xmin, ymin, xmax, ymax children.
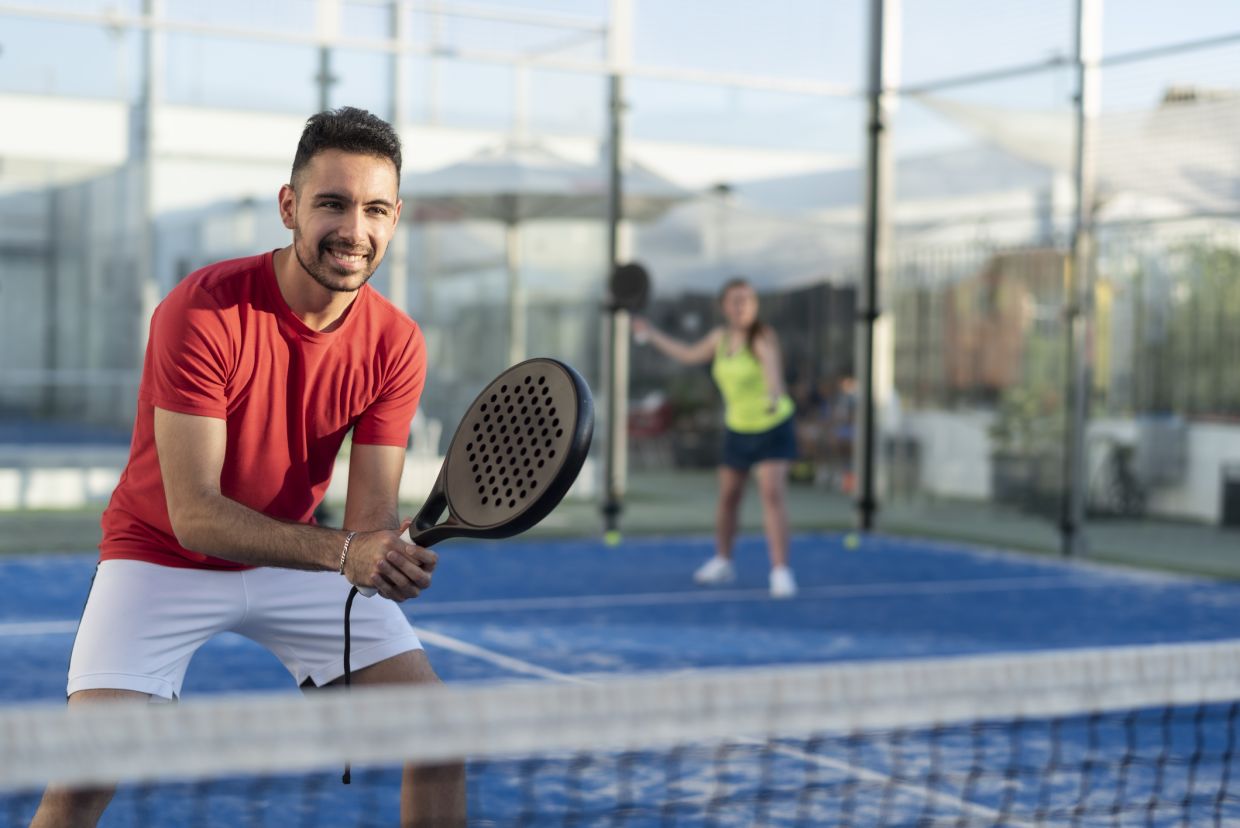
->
<box><xmin>2</xmin><ymin>0</ymin><xmax>1240</xmax><ymax>559</ymax></box>
<box><xmin>882</xmin><ymin>0</ymin><xmax>1240</xmax><ymax>559</ymax></box>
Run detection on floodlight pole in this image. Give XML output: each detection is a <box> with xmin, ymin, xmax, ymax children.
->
<box><xmin>134</xmin><ymin>0</ymin><xmax>162</xmax><ymax>364</ymax></box>
<box><xmin>385</xmin><ymin>0</ymin><xmax>410</xmax><ymax>314</ymax></box>
<box><xmin>601</xmin><ymin>0</ymin><xmax>632</xmax><ymax>538</ymax></box>
<box><xmin>600</xmin><ymin>73</ymin><xmax>630</xmax><ymax>538</ymax></box>
<box><xmin>1060</xmin><ymin>0</ymin><xmax>1103</xmax><ymax>557</ymax></box>
<box><xmin>314</xmin><ymin>1</ymin><xmax>341</xmax><ymax>111</ymax></box>
<box><xmin>855</xmin><ymin>0</ymin><xmax>899</xmax><ymax>532</ymax></box>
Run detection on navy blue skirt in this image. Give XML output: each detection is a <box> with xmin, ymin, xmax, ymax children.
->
<box><xmin>720</xmin><ymin>416</ymin><xmax>798</xmax><ymax>471</ymax></box>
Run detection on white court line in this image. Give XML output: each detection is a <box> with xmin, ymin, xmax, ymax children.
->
<box><xmin>412</xmin><ymin>626</ymin><xmax>591</xmax><ymax>685</ymax></box>
<box><xmin>0</xmin><ymin>620</ymin><xmax>591</xmax><ymax>690</ymax></box>
<box><xmin>763</xmin><ymin>742</ymin><xmax>1031</xmax><ymax>827</ymax></box>
<box><xmin>0</xmin><ymin>574</ymin><xmax>1115</xmax><ymax>638</ymax></box>
<box><xmin>0</xmin><ymin>620</ymin><xmax>78</xmax><ymax>637</ymax></box>
<box><xmin>409</xmin><ymin>574</ymin><xmax>1104</xmax><ymax>616</ymax></box>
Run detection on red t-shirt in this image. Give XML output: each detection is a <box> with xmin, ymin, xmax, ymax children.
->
<box><xmin>100</xmin><ymin>251</ymin><xmax>426</xmax><ymax>570</ymax></box>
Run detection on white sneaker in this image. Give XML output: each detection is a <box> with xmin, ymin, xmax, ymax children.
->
<box><xmin>693</xmin><ymin>556</ymin><xmax>736</xmax><ymax>585</ymax></box>
<box><xmin>769</xmin><ymin>566</ymin><xmax>798</xmax><ymax>599</ymax></box>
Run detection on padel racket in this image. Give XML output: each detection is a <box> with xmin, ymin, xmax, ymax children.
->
<box><xmin>360</xmin><ymin>356</ymin><xmax>592</xmax><ymax>595</ymax></box>
<box><xmin>608</xmin><ymin>261</ymin><xmax>650</xmax><ymax>313</ymax></box>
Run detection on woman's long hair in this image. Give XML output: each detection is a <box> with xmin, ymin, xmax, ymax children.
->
<box><xmin>719</xmin><ymin>277</ymin><xmax>766</xmax><ymax>351</ymax></box>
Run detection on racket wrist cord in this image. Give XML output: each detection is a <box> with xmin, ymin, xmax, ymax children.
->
<box><xmin>342</xmin><ymin>585</ymin><xmax>359</xmax><ymax>784</ymax></box>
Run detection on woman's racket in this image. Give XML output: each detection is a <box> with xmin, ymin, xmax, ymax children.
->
<box><xmin>608</xmin><ymin>261</ymin><xmax>650</xmax><ymax>313</ymax></box>
<box><xmin>342</xmin><ymin>358</ymin><xmax>593</xmax><ymax>780</ymax></box>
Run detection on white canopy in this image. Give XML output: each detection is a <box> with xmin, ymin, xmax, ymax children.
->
<box><xmin>403</xmin><ymin>141</ymin><xmax>690</xmax><ymax>363</ymax></box>
<box><xmin>919</xmin><ymin>91</ymin><xmax>1240</xmax><ymax>219</ymax></box>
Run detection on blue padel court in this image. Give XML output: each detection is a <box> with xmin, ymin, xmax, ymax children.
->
<box><xmin>4</xmin><ymin>534</ymin><xmax>1240</xmax><ymax>826</ymax></box>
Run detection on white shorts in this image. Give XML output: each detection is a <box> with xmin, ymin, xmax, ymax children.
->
<box><xmin>67</xmin><ymin>559</ymin><xmax>423</xmax><ymax>700</ymax></box>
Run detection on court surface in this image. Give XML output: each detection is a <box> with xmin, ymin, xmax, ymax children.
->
<box><xmin>4</xmin><ymin>532</ymin><xmax>1240</xmax><ymax>825</ymax></box>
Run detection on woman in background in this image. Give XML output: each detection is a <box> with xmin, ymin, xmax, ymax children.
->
<box><xmin>633</xmin><ymin>277</ymin><xmax>798</xmax><ymax>598</ymax></box>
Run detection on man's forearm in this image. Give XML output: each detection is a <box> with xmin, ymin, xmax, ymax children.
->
<box><xmin>343</xmin><ymin>503</ymin><xmax>400</xmax><ymax>535</ymax></box>
<box><xmin>170</xmin><ymin>491</ymin><xmax>345</xmax><ymax>570</ymax></box>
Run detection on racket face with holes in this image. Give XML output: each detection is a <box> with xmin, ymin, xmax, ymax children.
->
<box><xmin>609</xmin><ymin>262</ymin><xmax>650</xmax><ymax>312</ymax></box>
<box><xmin>408</xmin><ymin>358</ymin><xmax>593</xmax><ymax>547</ymax></box>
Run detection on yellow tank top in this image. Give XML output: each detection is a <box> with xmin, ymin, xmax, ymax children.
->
<box><xmin>710</xmin><ymin>334</ymin><xmax>795</xmax><ymax>434</ymax></box>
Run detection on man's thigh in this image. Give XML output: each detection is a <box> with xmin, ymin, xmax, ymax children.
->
<box><xmin>321</xmin><ymin>648</ymin><xmax>442</xmax><ymax>688</ymax></box>
<box><xmin>68</xmin><ymin>688</ymin><xmax>152</xmax><ymax>705</ymax></box>
<box><xmin>68</xmin><ymin>560</ymin><xmax>244</xmax><ymax>700</ymax></box>
<box><xmin>236</xmin><ymin>567</ymin><xmax>424</xmax><ymax>690</ymax></box>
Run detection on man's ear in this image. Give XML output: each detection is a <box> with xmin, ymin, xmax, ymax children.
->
<box><xmin>392</xmin><ymin>198</ymin><xmax>403</xmax><ymax>226</ymax></box>
<box><xmin>278</xmin><ymin>184</ymin><xmax>296</xmax><ymax>230</ymax></box>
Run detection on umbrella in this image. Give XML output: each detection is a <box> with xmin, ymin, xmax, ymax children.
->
<box><xmin>404</xmin><ymin>141</ymin><xmax>689</xmax><ymax>364</ymax></box>
<box><xmin>917</xmin><ymin>92</ymin><xmax>1240</xmax><ymax>220</ymax></box>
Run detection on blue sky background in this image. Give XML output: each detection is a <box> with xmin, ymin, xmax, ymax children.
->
<box><xmin>0</xmin><ymin>0</ymin><xmax>1236</xmax><ymax>162</ymax></box>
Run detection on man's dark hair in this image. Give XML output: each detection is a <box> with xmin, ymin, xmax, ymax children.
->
<box><xmin>290</xmin><ymin>106</ymin><xmax>402</xmax><ymax>187</ymax></box>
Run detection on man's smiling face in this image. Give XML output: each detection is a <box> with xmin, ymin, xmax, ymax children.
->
<box><xmin>280</xmin><ymin>148</ymin><xmax>402</xmax><ymax>294</ymax></box>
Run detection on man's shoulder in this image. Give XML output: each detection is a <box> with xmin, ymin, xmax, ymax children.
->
<box><xmin>359</xmin><ymin>286</ymin><xmax>422</xmax><ymax>341</ymax></box>
<box><xmin>171</xmin><ymin>252</ymin><xmax>272</xmax><ymax>306</ymax></box>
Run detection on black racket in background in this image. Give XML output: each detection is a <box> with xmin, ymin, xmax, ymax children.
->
<box><xmin>609</xmin><ymin>261</ymin><xmax>654</xmax><ymax>346</ymax></box>
<box><xmin>600</xmin><ymin>262</ymin><xmax>651</xmax><ymax>543</ymax></box>
<box><xmin>342</xmin><ymin>358</ymin><xmax>593</xmax><ymax>780</ymax></box>
<box><xmin>608</xmin><ymin>261</ymin><xmax>650</xmax><ymax>313</ymax></box>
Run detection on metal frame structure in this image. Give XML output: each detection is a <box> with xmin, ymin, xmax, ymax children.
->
<box><xmin>0</xmin><ymin>0</ymin><xmax>1127</xmax><ymax>552</ymax></box>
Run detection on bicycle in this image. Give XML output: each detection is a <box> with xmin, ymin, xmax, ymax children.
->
<box><xmin>1087</xmin><ymin>437</ymin><xmax>1147</xmax><ymax>518</ymax></box>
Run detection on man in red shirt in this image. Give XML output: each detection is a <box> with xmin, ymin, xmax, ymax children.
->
<box><xmin>31</xmin><ymin>108</ymin><xmax>465</xmax><ymax>827</ymax></box>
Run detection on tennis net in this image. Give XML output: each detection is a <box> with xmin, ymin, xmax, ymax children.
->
<box><xmin>3</xmin><ymin>638</ymin><xmax>1239</xmax><ymax>826</ymax></box>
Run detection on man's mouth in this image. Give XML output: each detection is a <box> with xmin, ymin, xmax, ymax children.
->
<box><xmin>324</xmin><ymin>247</ymin><xmax>371</xmax><ymax>269</ymax></box>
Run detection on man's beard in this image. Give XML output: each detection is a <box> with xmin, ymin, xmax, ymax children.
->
<box><xmin>292</xmin><ymin>231</ymin><xmax>378</xmax><ymax>293</ymax></box>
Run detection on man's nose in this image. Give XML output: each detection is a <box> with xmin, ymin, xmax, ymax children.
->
<box><xmin>336</xmin><ymin>208</ymin><xmax>366</xmax><ymax>244</ymax></box>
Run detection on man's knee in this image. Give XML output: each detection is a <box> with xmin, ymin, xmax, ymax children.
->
<box><xmin>331</xmin><ymin>648</ymin><xmax>440</xmax><ymax>688</ymax></box>
<box><xmin>68</xmin><ymin>688</ymin><xmax>152</xmax><ymax>706</ymax></box>
<box><xmin>30</xmin><ymin>784</ymin><xmax>118</xmax><ymax>828</ymax></box>
<box><xmin>29</xmin><ymin>688</ymin><xmax>151</xmax><ymax>826</ymax></box>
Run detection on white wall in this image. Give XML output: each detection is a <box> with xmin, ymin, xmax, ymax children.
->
<box><xmin>903</xmin><ymin>408</ymin><xmax>1240</xmax><ymax>524</ymax></box>
<box><xmin>0</xmin><ymin>449</ymin><xmax>596</xmax><ymax>510</ymax></box>
<box><xmin>0</xmin><ymin>93</ymin><xmax>127</xmax><ymax>172</ymax></box>
<box><xmin>1148</xmin><ymin>422</ymin><xmax>1240</xmax><ymax>524</ymax></box>
<box><xmin>902</xmin><ymin>408</ymin><xmax>994</xmax><ymax>500</ymax></box>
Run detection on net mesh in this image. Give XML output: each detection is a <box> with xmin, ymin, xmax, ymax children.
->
<box><xmin>3</xmin><ymin>639</ymin><xmax>1239</xmax><ymax>827</ymax></box>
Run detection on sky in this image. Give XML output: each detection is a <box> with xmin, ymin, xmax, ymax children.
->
<box><xmin>0</xmin><ymin>0</ymin><xmax>1237</xmax><ymax>164</ymax></box>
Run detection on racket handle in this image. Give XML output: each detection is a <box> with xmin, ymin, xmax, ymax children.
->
<box><xmin>357</xmin><ymin>586</ymin><xmax>377</xmax><ymax>598</ymax></box>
